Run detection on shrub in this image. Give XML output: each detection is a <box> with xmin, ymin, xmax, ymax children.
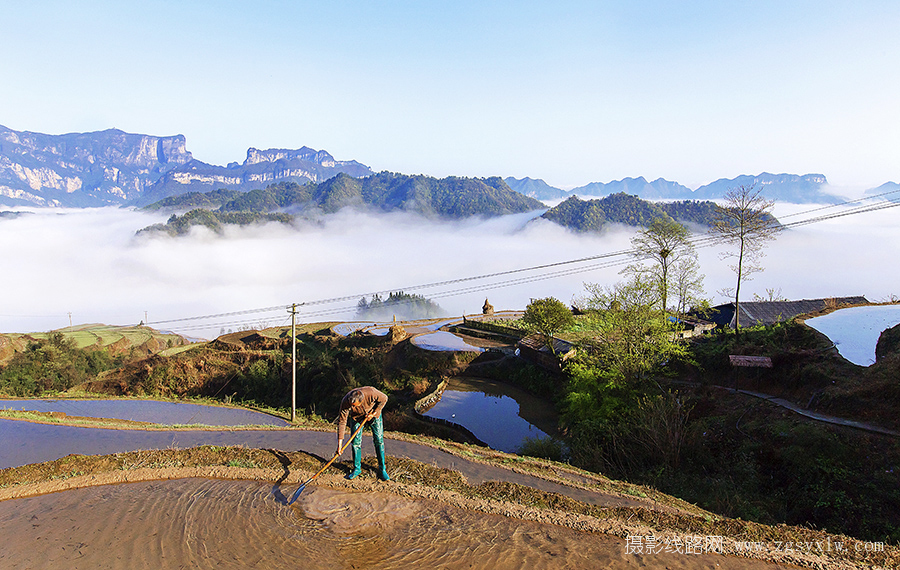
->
<box><xmin>0</xmin><ymin>333</ymin><xmax>116</xmax><ymax>396</ymax></box>
<box><xmin>517</xmin><ymin>436</ymin><xmax>568</xmax><ymax>462</ymax></box>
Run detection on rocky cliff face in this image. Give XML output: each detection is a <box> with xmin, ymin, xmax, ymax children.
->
<box><xmin>135</xmin><ymin>146</ymin><xmax>373</xmax><ymax>207</ymax></box>
<box><xmin>0</xmin><ymin>125</ymin><xmax>193</xmax><ymax>207</ymax></box>
<box><xmin>0</xmin><ymin>125</ymin><xmax>373</xmax><ymax>207</ymax></box>
<box><xmin>691</xmin><ymin>172</ymin><xmax>836</xmax><ymax>202</ymax></box>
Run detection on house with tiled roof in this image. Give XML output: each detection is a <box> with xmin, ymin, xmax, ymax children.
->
<box><xmin>708</xmin><ymin>296</ymin><xmax>869</xmax><ymax>328</ymax></box>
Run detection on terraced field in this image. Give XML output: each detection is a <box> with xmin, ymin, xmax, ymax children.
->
<box><xmin>0</xmin><ymin>324</ymin><xmax>191</xmax><ymax>365</ymax></box>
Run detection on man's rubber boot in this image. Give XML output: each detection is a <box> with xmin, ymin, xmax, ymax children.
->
<box><xmin>346</xmin><ymin>444</ymin><xmax>362</xmax><ymax>480</ymax></box>
<box><xmin>374</xmin><ymin>441</ymin><xmax>390</xmax><ymax>481</ymax></box>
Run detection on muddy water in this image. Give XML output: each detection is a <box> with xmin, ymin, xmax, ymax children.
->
<box><xmin>0</xmin><ymin>479</ymin><xmax>792</xmax><ymax>570</ymax></box>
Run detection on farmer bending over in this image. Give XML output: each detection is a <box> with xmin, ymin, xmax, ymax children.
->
<box><xmin>336</xmin><ymin>386</ymin><xmax>390</xmax><ymax>481</ymax></box>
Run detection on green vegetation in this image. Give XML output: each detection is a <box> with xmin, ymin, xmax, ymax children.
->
<box><xmin>495</xmin><ymin>288</ymin><xmax>900</xmax><ymax>544</ymax></box>
<box><xmin>141</xmin><ymin>188</ymin><xmax>244</xmax><ymax>212</ymax></box>
<box><xmin>138</xmin><ymin>172</ymin><xmax>545</xmax><ymax>235</ymax></box>
<box><xmin>622</xmin><ymin>217</ymin><xmax>703</xmax><ymax>315</ymax></box>
<box><xmin>79</xmin><ymin>326</ymin><xmax>482</xmax><ymax>444</ymax></box>
<box><xmin>0</xmin><ymin>325</ymin><xmax>190</xmax><ymax>396</ymax></box>
<box><xmin>540</xmin><ymin>193</ymin><xmax>712</xmax><ymax>231</ymax></box>
<box><xmin>138</xmin><ymin>209</ymin><xmax>294</xmax><ymax>236</ymax></box>
<box><xmin>556</xmin><ymin>317</ymin><xmax>900</xmax><ymax>544</ymax></box>
<box><xmin>0</xmin><ymin>333</ymin><xmax>119</xmax><ymax>396</ymax></box>
<box><xmin>516</xmin><ymin>435</ymin><xmax>567</xmax><ymax>462</ymax></box>
<box><xmin>573</xmin><ymin>278</ymin><xmax>688</xmax><ymax>385</ymax></box>
<box><xmin>521</xmin><ymin>297</ymin><xmax>574</xmax><ymax>352</ymax></box>
<box><xmin>540</xmin><ymin>192</ymin><xmax>779</xmax><ymax>232</ymax></box>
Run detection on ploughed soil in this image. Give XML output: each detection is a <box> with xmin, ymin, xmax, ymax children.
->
<box><xmin>1</xmin><ymin>413</ymin><xmax>897</xmax><ymax>569</ymax></box>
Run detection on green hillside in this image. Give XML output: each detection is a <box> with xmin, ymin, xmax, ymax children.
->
<box><xmin>138</xmin><ymin>172</ymin><xmax>545</xmax><ymax>235</ymax></box>
<box><xmin>540</xmin><ymin>193</ymin><xmax>777</xmax><ymax>231</ymax></box>
<box><xmin>0</xmin><ymin>324</ymin><xmax>193</xmax><ymax>396</ymax></box>
<box><xmin>137</xmin><ymin>209</ymin><xmax>294</xmax><ymax>236</ymax></box>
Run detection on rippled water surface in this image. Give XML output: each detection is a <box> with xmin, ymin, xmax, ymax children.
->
<box><xmin>0</xmin><ymin>479</ymin><xmax>780</xmax><ymax>570</ymax></box>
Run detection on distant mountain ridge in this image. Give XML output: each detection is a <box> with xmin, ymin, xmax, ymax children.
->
<box><xmin>507</xmin><ymin>172</ymin><xmax>847</xmax><ymax>204</ymax></box>
<box><xmin>138</xmin><ymin>173</ymin><xmax>545</xmax><ymax>235</ymax></box>
<box><xmin>0</xmin><ymin>125</ymin><xmax>193</xmax><ymax>207</ymax></box>
<box><xmin>0</xmin><ymin>125</ymin><xmax>373</xmax><ymax>207</ymax></box>
<box><xmin>138</xmin><ymin>147</ymin><xmax>372</xmax><ymax>207</ymax></box>
<box><xmin>503</xmin><ymin>177</ymin><xmax>570</xmax><ymax>201</ymax></box>
<box><xmin>0</xmin><ymin>124</ymin><xmax>883</xmax><ymax>209</ymax></box>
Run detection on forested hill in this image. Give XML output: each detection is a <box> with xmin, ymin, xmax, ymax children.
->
<box><xmin>539</xmin><ymin>193</ymin><xmax>769</xmax><ymax>231</ymax></box>
<box><xmin>139</xmin><ymin>172</ymin><xmax>545</xmax><ymax>235</ymax></box>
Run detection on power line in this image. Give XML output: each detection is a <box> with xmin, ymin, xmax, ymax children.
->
<box><xmin>148</xmin><ymin>192</ymin><xmax>900</xmax><ymax>334</ymax></box>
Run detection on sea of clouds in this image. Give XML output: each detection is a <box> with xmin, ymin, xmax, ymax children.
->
<box><xmin>0</xmin><ymin>201</ymin><xmax>896</xmax><ymax>340</ymax></box>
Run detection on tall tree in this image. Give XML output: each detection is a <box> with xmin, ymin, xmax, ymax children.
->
<box><xmin>709</xmin><ymin>184</ymin><xmax>780</xmax><ymax>330</ymax></box>
<box><xmin>623</xmin><ymin>217</ymin><xmax>699</xmax><ymax>314</ymax></box>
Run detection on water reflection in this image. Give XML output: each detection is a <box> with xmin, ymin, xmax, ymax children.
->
<box><xmin>411</xmin><ymin>331</ymin><xmax>484</xmax><ymax>352</ymax></box>
<box><xmin>0</xmin><ymin>399</ymin><xmax>289</xmax><ymax>426</ymax></box>
<box><xmin>422</xmin><ymin>377</ymin><xmax>558</xmax><ymax>453</ymax></box>
<box><xmin>805</xmin><ymin>305</ymin><xmax>900</xmax><ymax>366</ymax></box>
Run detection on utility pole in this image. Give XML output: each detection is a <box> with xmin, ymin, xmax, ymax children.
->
<box><xmin>289</xmin><ymin>303</ymin><xmax>297</xmax><ymax>423</ymax></box>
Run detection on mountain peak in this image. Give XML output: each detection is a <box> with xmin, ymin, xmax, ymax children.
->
<box><xmin>0</xmin><ymin>126</ymin><xmax>372</xmax><ymax>208</ymax></box>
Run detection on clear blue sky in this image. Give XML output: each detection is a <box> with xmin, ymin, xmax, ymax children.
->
<box><xmin>3</xmin><ymin>1</ymin><xmax>898</xmax><ymax>189</ymax></box>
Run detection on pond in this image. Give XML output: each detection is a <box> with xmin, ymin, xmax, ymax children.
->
<box><xmin>421</xmin><ymin>377</ymin><xmax>558</xmax><ymax>453</ymax></box>
<box><xmin>805</xmin><ymin>304</ymin><xmax>900</xmax><ymax>366</ymax></box>
<box><xmin>0</xmin><ymin>399</ymin><xmax>289</xmax><ymax>427</ymax></box>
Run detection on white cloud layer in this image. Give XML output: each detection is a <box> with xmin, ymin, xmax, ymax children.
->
<box><xmin>0</xmin><ymin>203</ymin><xmax>897</xmax><ymax>340</ymax></box>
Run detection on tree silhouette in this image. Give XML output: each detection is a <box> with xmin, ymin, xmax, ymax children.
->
<box><xmin>709</xmin><ymin>184</ymin><xmax>780</xmax><ymax>331</ymax></box>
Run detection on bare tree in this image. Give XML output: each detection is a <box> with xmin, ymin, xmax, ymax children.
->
<box><xmin>709</xmin><ymin>184</ymin><xmax>780</xmax><ymax>330</ymax></box>
<box><xmin>623</xmin><ymin>217</ymin><xmax>700</xmax><ymax>315</ymax></box>
<box><xmin>670</xmin><ymin>255</ymin><xmax>706</xmax><ymax>318</ymax></box>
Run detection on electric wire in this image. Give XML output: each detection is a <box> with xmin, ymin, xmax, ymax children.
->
<box><xmin>143</xmin><ymin>190</ymin><xmax>900</xmax><ymax>335</ymax></box>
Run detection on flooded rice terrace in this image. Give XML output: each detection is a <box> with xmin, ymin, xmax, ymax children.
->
<box><xmin>0</xmin><ymin>399</ymin><xmax>805</xmax><ymax>568</ymax></box>
<box><xmin>0</xmin><ymin>479</ymin><xmax>780</xmax><ymax>570</ymax></box>
<box><xmin>805</xmin><ymin>304</ymin><xmax>900</xmax><ymax>366</ymax></box>
<box><xmin>0</xmin><ymin>398</ymin><xmax>290</xmax><ymax>426</ymax></box>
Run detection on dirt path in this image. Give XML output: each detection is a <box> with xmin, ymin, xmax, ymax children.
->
<box><xmin>727</xmin><ymin>386</ymin><xmax>900</xmax><ymax>437</ymax></box>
